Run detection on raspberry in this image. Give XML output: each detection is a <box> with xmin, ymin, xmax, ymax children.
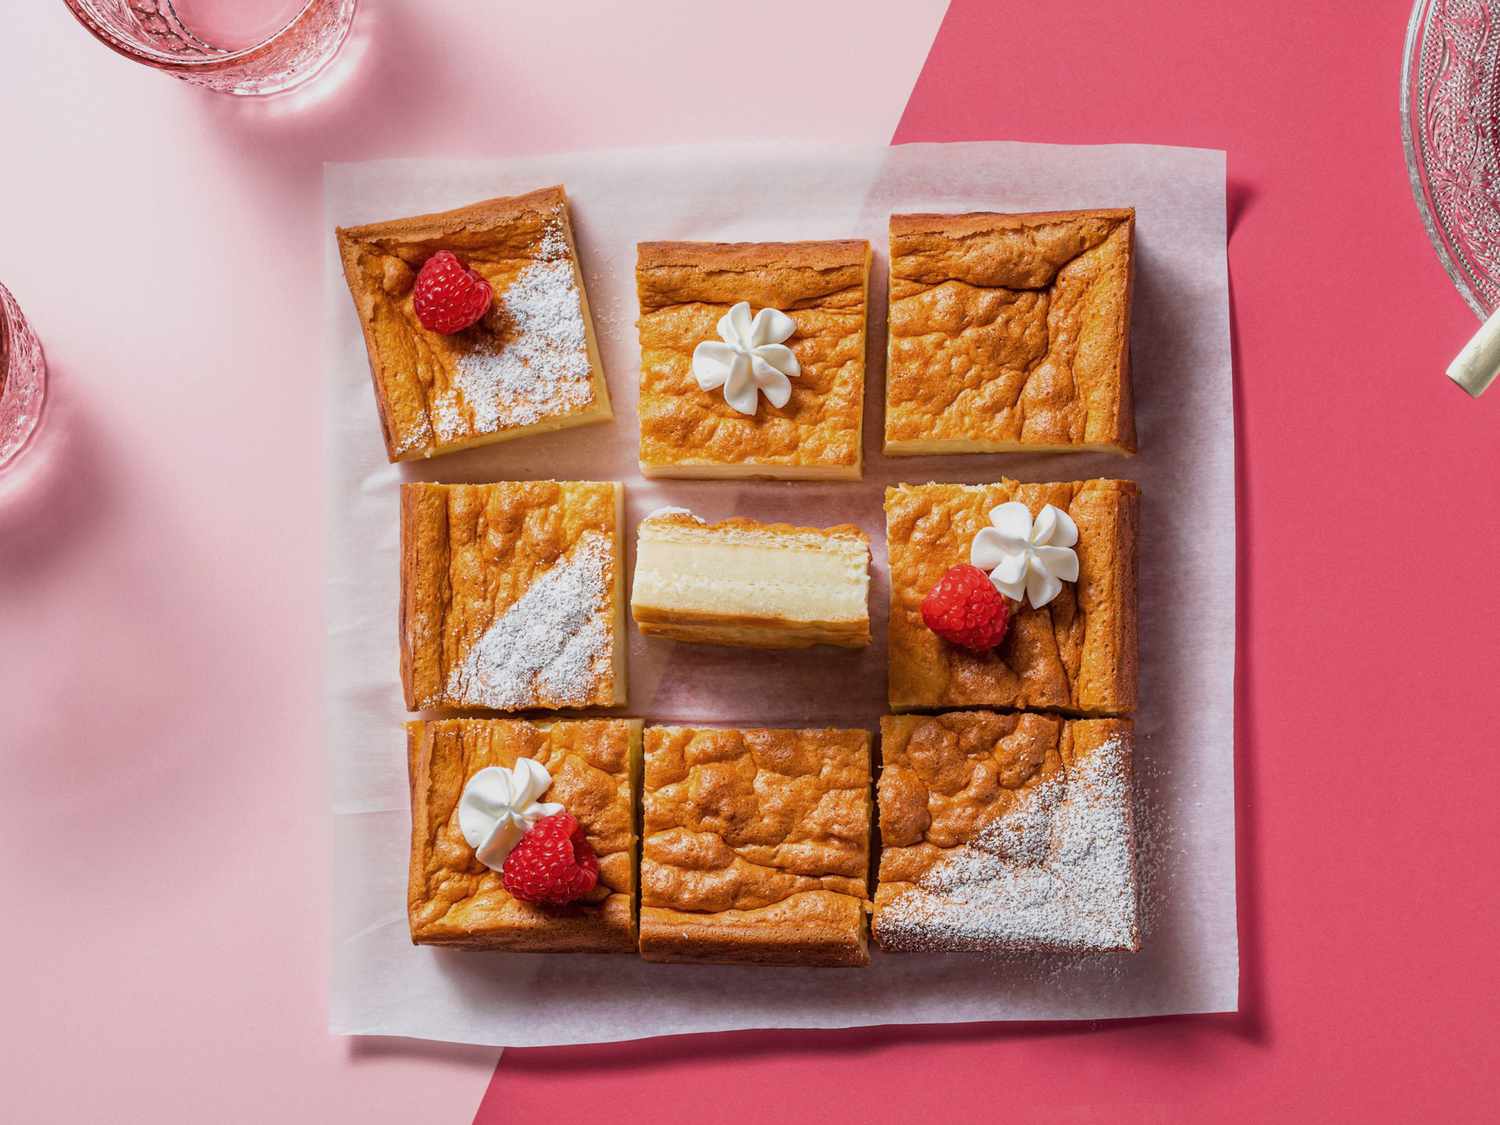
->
<box><xmin>501</xmin><ymin>812</ymin><xmax>600</xmax><ymax>906</ymax></box>
<box><xmin>412</xmin><ymin>250</ymin><xmax>492</xmax><ymax>334</ymax></box>
<box><xmin>920</xmin><ymin>564</ymin><xmax>1010</xmax><ymax>653</ymax></box>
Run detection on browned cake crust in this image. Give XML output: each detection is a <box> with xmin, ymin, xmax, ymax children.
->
<box><xmin>885</xmin><ymin>480</ymin><xmax>1138</xmax><ymax>714</ymax></box>
<box><xmin>639</xmin><ymin>509</ymin><xmax>869</xmax><ymax>542</ymax></box>
<box><xmin>635</xmin><ymin>240</ymin><xmax>871</xmax><ymax>479</ymax></box>
<box><xmin>885</xmin><ymin>208</ymin><xmax>1135</xmax><ymax>455</ymax></box>
<box><xmin>400</xmin><ymin>480</ymin><xmax>625</xmax><ymax>712</ymax></box>
<box><xmin>639</xmin><ymin>726</ymin><xmax>872</xmax><ymax>966</ymax></box>
<box><xmin>337</xmin><ymin>186</ymin><xmax>610</xmax><ymax>462</ymax></box>
<box><xmin>873</xmin><ymin>712</ymin><xmax>1139</xmax><ymax>953</ymax></box>
<box><xmin>407</xmin><ymin>718</ymin><xmax>641</xmax><ymax>952</ymax></box>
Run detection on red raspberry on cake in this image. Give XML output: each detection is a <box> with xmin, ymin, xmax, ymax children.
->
<box><xmin>412</xmin><ymin>249</ymin><xmax>493</xmax><ymax>334</ymax></box>
<box><xmin>920</xmin><ymin>563</ymin><xmax>1010</xmax><ymax>653</ymax></box>
<box><xmin>501</xmin><ymin>811</ymin><xmax>600</xmax><ymax>906</ymax></box>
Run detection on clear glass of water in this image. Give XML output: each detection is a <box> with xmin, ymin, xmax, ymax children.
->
<box><xmin>0</xmin><ymin>283</ymin><xmax>46</xmax><ymax>472</ymax></box>
<box><xmin>63</xmin><ymin>0</ymin><xmax>358</xmax><ymax>97</ymax></box>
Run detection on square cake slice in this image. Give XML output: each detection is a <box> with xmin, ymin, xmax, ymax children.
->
<box><xmin>639</xmin><ymin>726</ymin><xmax>872</xmax><ymax>966</ymax></box>
<box><xmin>635</xmin><ymin>240</ymin><xmax>871</xmax><ymax>480</ymax></box>
<box><xmin>337</xmin><ymin>186</ymin><xmax>611</xmax><ymax>462</ymax></box>
<box><xmin>884</xmin><ymin>209</ymin><xmax>1135</xmax><ymax>456</ymax></box>
<box><xmin>400</xmin><ymin>480</ymin><xmax>626</xmax><ymax>712</ymax></box>
<box><xmin>886</xmin><ymin>479</ymin><xmax>1137</xmax><ymax>715</ymax></box>
<box><xmin>874</xmin><ymin>712</ymin><xmax>1139</xmax><ymax>954</ymax></box>
<box><xmin>630</xmin><ymin>507</ymin><xmax>871</xmax><ymax>649</ymax></box>
<box><xmin>407</xmin><ymin>718</ymin><xmax>642</xmax><ymax>952</ymax></box>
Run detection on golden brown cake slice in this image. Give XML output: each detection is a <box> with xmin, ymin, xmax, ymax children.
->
<box><xmin>639</xmin><ymin>726</ymin><xmax>872</xmax><ymax>966</ymax></box>
<box><xmin>635</xmin><ymin>240</ymin><xmax>871</xmax><ymax>480</ymax></box>
<box><xmin>885</xmin><ymin>209</ymin><xmax>1135</xmax><ymax>456</ymax></box>
<box><xmin>400</xmin><ymin>480</ymin><xmax>626</xmax><ymax>712</ymax></box>
<box><xmin>337</xmin><ymin>186</ymin><xmax>611</xmax><ymax>462</ymax></box>
<box><xmin>875</xmin><ymin>712</ymin><xmax>1139</xmax><ymax>954</ymax></box>
<box><xmin>885</xmin><ymin>479</ymin><xmax>1137</xmax><ymax>715</ymax></box>
<box><xmin>630</xmin><ymin>507</ymin><xmax>871</xmax><ymax>650</ymax></box>
<box><xmin>407</xmin><ymin>718</ymin><xmax>642</xmax><ymax>952</ymax></box>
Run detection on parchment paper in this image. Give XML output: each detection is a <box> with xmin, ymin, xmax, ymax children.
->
<box><xmin>324</xmin><ymin>142</ymin><xmax>1237</xmax><ymax>1046</ymax></box>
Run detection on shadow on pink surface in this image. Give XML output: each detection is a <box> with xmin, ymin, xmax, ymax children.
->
<box><xmin>492</xmin><ymin>1008</ymin><xmax>1252</xmax><ymax>1069</ymax></box>
<box><xmin>346</xmin><ymin>1037</ymin><xmax>499</xmax><ymax>1067</ymax></box>
<box><xmin>0</xmin><ymin>368</ymin><xmax>106</xmax><ymax>575</ymax></box>
<box><xmin>0</xmin><ymin>375</ymin><xmax>277</xmax><ymax>810</ymax></box>
<box><xmin>476</xmin><ymin>1013</ymin><xmax>1261</xmax><ymax>1125</ymax></box>
<box><xmin>193</xmin><ymin>1</ymin><xmax>461</xmax><ymax>158</ymax></box>
<box><xmin>1227</xmin><ymin>269</ymin><xmax>1265</xmax><ymax>1049</ymax></box>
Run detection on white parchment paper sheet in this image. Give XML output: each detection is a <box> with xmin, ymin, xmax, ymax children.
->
<box><xmin>324</xmin><ymin>142</ymin><xmax>1237</xmax><ymax>1047</ymax></box>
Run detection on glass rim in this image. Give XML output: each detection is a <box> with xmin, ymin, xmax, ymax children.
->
<box><xmin>1399</xmin><ymin>0</ymin><xmax>1492</xmax><ymax>321</ymax></box>
<box><xmin>0</xmin><ymin>279</ymin><xmax>47</xmax><ymax>470</ymax></box>
<box><xmin>62</xmin><ymin>0</ymin><xmax>322</xmax><ymax>70</ymax></box>
<box><xmin>0</xmin><ymin>280</ymin><xmax>16</xmax><ymax>351</ymax></box>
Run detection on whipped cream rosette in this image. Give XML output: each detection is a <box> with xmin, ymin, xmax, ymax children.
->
<box><xmin>457</xmin><ymin>757</ymin><xmax>564</xmax><ymax>871</ymax></box>
<box><xmin>970</xmin><ymin>501</ymin><xmax>1080</xmax><ymax>609</ymax></box>
<box><xmin>690</xmin><ymin>301</ymin><xmax>801</xmax><ymax>415</ymax></box>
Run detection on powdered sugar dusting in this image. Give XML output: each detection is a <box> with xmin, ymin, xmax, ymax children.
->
<box><xmin>431</xmin><ymin>250</ymin><xmax>593</xmax><ymax>442</ymax></box>
<box><xmin>446</xmin><ymin>531</ymin><xmax>612</xmax><ymax>709</ymax></box>
<box><xmin>536</xmin><ymin>214</ymin><xmax>570</xmax><ymax>261</ymax></box>
<box><xmin>879</xmin><ymin>738</ymin><xmax>1139</xmax><ymax>954</ymax></box>
<box><xmin>393</xmin><ymin>423</ymin><xmax>430</xmax><ymax>457</ymax></box>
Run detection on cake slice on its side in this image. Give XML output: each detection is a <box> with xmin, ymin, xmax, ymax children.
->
<box><xmin>630</xmin><ymin>508</ymin><xmax>871</xmax><ymax>650</ymax></box>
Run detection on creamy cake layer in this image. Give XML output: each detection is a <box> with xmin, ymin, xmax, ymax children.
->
<box><xmin>631</xmin><ymin>510</ymin><xmax>870</xmax><ymax>650</ymax></box>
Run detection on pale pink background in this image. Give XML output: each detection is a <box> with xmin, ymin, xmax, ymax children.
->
<box><xmin>0</xmin><ymin>1</ymin><xmax>943</xmax><ymax>1120</ymax></box>
<box><xmin>5</xmin><ymin>0</ymin><xmax>1500</xmax><ymax>1121</ymax></box>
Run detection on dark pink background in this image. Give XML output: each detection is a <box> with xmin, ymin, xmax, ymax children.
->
<box><xmin>480</xmin><ymin>2</ymin><xmax>1500</xmax><ymax>1121</ymax></box>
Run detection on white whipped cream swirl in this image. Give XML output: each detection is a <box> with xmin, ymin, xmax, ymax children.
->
<box><xmin>457</xmin><ymin>757</ymin><xmax>564</xmax><ymax>872</ymax></box>
<box><xmin>691</xmin><ymin>301</ymin><xmax>801</xmax><ymax>415</ymax></box>
<box><xmin>970</xmin><ymin>501</ymin><xmax>1080</xmax><ymax>609</ymax></box>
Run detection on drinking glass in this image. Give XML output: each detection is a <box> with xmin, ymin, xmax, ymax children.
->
<box><xmin>1401</xmin><ymin>0</ymin><xmax>1500</xmax><ymax>319</ymax></box>
<box><xmin>64</xmin><ymin>0</ymin><xmax>358</xmax><ymax>97</ymax></box>
<box><xmin>0</xmin><ymin>283</ymin><xmax>47</xmax><ymax>472</ymax></box>
<box><xmin>1402</xmin><ymin>0</ymin><xmax>1500</xmax><ymax>393</ymax></box>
